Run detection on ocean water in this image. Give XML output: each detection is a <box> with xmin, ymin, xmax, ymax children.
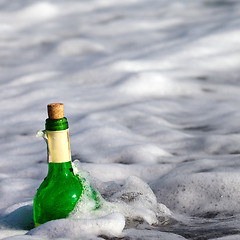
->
<box><xmin>0</xmin><ymin>0</ymin><xmax>240</xmax><ymax>239</ymax></box>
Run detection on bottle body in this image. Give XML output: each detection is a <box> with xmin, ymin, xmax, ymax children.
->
<box><xmin>33</xmin><ymin>117</ymin><xmax>83</xmax><ymax>226</ymax></box>
<box><xmin>33</xmin><ymin>162</ymin><xmax>83</xmax><ymax>226</ymax></box>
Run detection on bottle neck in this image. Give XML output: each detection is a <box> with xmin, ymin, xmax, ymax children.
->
<box><xmin>45</xmin><ymin>118</ymin><xmax>71</xmax><ymax>163</ymax></box>
<box><xmin>45</xmin><ymin>117</ymin><xmax>68</xmax><ymax>131</ymax></box>
<box><xmin>47</xmin><ymin>161</ymin><xmax>73</xmax><ymax>178</ymax></box>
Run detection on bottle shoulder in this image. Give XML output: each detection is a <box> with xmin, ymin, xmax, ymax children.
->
<box><xmin>38</xmin><ymin>172</ymin><xmax>82</xmax><ymax>192</ymax></box>
<box><xmin>35</xmin><ymin>163</ymin><xmax>83</xmax><ymax>199</ymax></box>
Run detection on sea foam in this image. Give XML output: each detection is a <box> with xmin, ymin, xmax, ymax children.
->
<box><xmin>70</xmin><ymin>160</ymin><xmax>172</xmax><ymax>226</ymax></box>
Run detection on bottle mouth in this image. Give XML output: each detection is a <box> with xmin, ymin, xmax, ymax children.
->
<box><xmin>45</xmin><ymin>117</ymin><xmax>69</xmax><ymax>131</ymax></box>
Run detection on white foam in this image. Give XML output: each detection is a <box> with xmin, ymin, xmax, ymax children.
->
<box><xmin>0</xmin><ymin>230</ymin><xmax>28</xmax><ymax>240</ymax></box>
<box><xmin>113</xmin><ymin>72</ymin><xmax>201</xmax><ymax>97</ymax></box>
<box><xmin>27</xmin><ymin>213</ymin><xmax>125</xmax><ymax>239</ymax></box>
<box><xmin>70</xmin><ymin>161</ymin><xmax>172</xmax><ymax>226</ymax></box>
<box><xmin>152</xmin><ymin>170</ymin><xmax>240</xmax><ymax>216</ymax></box>
<box><xmin>56</xmin><ymin>39</ymin><xmax>105</xmax><ymax>57</ymax></box>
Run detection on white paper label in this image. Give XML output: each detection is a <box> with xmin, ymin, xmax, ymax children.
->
<box><xmin>46</xmin><ymin>129</ymin><xmax>71</xmax><ymax>163</ymax></box>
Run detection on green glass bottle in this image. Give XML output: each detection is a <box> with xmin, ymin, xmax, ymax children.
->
<box><xmin>33</xmin><ymin>103</ymin><xmax>83</xmax><ymax>227</ymax></box>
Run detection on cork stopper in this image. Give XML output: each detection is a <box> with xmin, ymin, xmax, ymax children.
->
<box><xmin>47</xmin><ymin>103</ymin><xmax>64</xmax><ymax>119</ymax></box>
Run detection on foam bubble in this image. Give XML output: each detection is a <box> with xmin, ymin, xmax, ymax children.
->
<box><xmin>71</xmin><ymin>160</ymin><xmax>172</xmax><ymax>226</ymax></box>
<box><xmin>27</xmin><ymin>212</ymin><xmax>125</xmax><ymax>238</ymax></box>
